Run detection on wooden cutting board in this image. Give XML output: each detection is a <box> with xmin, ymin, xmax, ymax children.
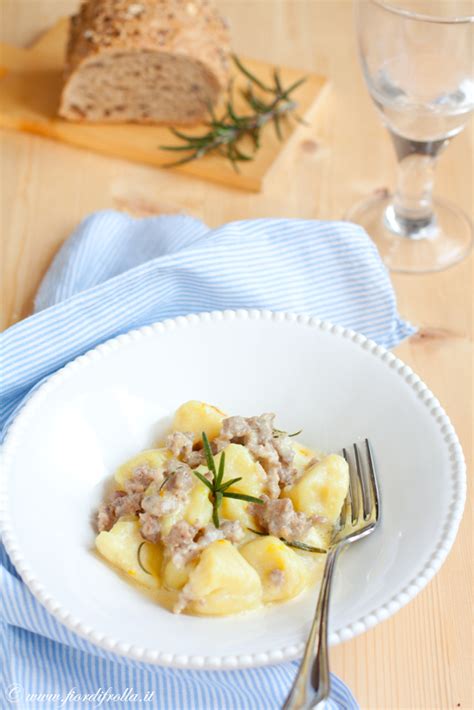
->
<box><xmin>0</xmin><ymin>19</ymin><xmax>327</xmax><ymax>192</ymax></box>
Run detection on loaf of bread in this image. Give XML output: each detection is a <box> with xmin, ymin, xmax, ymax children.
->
<box><xmin>59</xmin><ymin>0</ymin><xmax>231</xmax><ymax>124</ymax></box>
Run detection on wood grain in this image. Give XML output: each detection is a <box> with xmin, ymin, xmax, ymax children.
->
<box><xmin>1</xmin><ymin>1</ymin><xmax>472</xmax><ymax>708</ymax></box>
<box><xmin>0</xmin><ymin>18</ymin><xmax>327</xmax><ymax>192</ymax></box>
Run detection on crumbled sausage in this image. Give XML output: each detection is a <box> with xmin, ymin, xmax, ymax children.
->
<box><xmin>96</xmin><ymin>461</ymin><xmax>166</xmax><ymax>532</ymax></box>
<box><xmin>97</xmin><ymin>455</ymin><xmax>196</xmax><ymax>537</ymax></box>
<box><xmin>123</xmin><ymin>464</ymin><xmax>161</xmax><ymax>494</ymax></box>
<box><xmin>249</xmin><ymin>495</ymin><xmax>313</xmax><ymax>542</ymax></box>
<box><xmin>139</xmin><ymin>511</ymin><xmax>161</xmax><ymax>543</ymax></box>
<box><xmin>173</xmin><ymin>584</ymin><xmax>194</xmax><ymax>614</ymax></box>
<box><xmin>162</xmin><ymin>520</ymin><xmax>199</xmax><ymax>568</ymax></box>
<box><xmin>139</xmin><ymin>459</ymin><xmax>195</xmax><ymax>544</ymax></box>
<box><xmin>186</xmin><ymin>449</ymin><xmax>206</xmax><ymax>468</ymax></box>
<box><xmin>97</xmin><ymin>501</ymin><xmax>116</xmax><ymax>532</ymax></box>
<box><xmin>163</xmin><ymin>519</ymin><xmax>244</xmax><ymax>571</ymax></box>
<box><xmin>162</xmin><ymin>460</ymin><xmax>194</xmax><ymax>497</ymax></box>
<box><xmin>142</xmin><ymin>493</ymin><xmax>180</xmax><ymax>517</ymax></box>
<box><xmin>165</xmin><ymin>433</ymin><xmax>205</xmax><ymax>468</ymax></box>
<box><xmin>166</xmin><ymin>431</ymin><xmax>194</xmax><ymax>460</ymax></box>
<box><xmin>96</xmin><ymin>490</ymin><xmax>142</xmax><ymax>532</ymax></box>
<box><xmin>218</xmin><ymin>519</ymin><xmax>245</xmax><ymax>544</ymax></box>
<box><xmin>215</xmin><ymin>414</ymin><xmax>297</xmax><ymax>494</ymax></box>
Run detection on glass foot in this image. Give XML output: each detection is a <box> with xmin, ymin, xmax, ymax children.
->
<box><xmin>346</xmin><ymin>193</ymin><xmax>473</xmax><ymax>273</ymax></box>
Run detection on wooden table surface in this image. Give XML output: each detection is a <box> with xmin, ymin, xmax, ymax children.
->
<box><xmin>1</xmin><ymin>1</ymin><xmax>472</xmax><ymax>708</ymax></box>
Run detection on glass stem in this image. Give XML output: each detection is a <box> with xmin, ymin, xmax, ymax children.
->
<box><xmin>384</xmin><ymin>132</ymin><xmax>449</xmax><ymax>239</ymax></box>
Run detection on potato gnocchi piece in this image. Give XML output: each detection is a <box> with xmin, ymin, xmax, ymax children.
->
<box><xmin>155</xmin><ymin>477</ymin><xmax>213</xmax><ymax>537</ymax></box>
<box><xmin>172</xmin><ymin>400</ymin><xmax>226</xmax><ymax>443</ymax></box>
<box><xmin>240</xmin><ymin>535</ymin><xmax>310</xmax><ymax>603</ymax></box>
<box><xmin>96</xmin><ymin>515</ymin><xmax>161</xmax><ymax>589</ymax></box>
<box><xmin>184</xmin><ymin>478</ymin><xmax>213</xmax><ymax>528</ymax></box>
<box><xmin>114</xmin><ymin>448</ymin><xmax>171</xmax><ymax>490</ymax></box>
<box><xmin>214</xmin><ymin>444</ymin><xmax>266</xmax><ymax>528</ymax></box>
<box><xmin>284</xmin><ymin>454</ymin><xmax>349</xmax><ymax>523</ymax></box>
<box><xmin>301</xmin><ymin>521</ymin><xmax>333</xmax><ymax>551</ymax></box>
<box><xmin>292</xmin><ymin>441</ymin><xmax>321</xmax><ymax>476</ymax></box>
<box><xmin>157</xmin><ymin>508</ymin><xmax>183</xmax><ymax>538</ymax></box>
<box><xmin>181</xmin><ymin>540</ymin><xmax>263</xmax><ymax>615</ymax></box>
<box><xmin>162</xmin><ymin>558</ymin><xmax>195</xmax><ymax>591</ymax></box>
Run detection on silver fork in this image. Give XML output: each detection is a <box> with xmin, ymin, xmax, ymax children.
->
<box><xmin>283</xmin><ymin>439</ymin><xmax>381</xmax><ymax>710</ymax></box>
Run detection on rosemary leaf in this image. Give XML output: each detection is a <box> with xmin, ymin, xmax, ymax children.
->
<box><xmin>192</xmin><ymin>469</ymin><xmax>214</xmax><ymax>491</ymax></box>
<box><xmin>170</xmin><ymin>127</ymin><xmax>204</xmax><ymax>143</ymax></box>
<box><xmin>244</xmin><ymin>87</ymin><xmax>268</xmax><ymax>113</ymax></box>
<box><xmin>284</xmin><ymin>539</ymin><xmax>327</xmax><ymax>554</ymax></box>
<box><xmin>212</xmin><ymin>501</ymin><xmax>220</xmax><ymax>528</ymax></box>
<box><xmin>202</xmin><ymin>432</ymin><xmax>217</xmax><ymax>478</ymax></box>
<box><xmin>293</xmin><ymin>113</ymin><xmax>309</xmax><ymax>127</ymax></box>
<box><xmin>214</xmin><ymin>491</ymin><xmax>223</xmax><ymax>527</ymax></box>
<box><xmin>232</xmin><ymin>54</ymin><xmax>272</xmax><ymax>92</ymax></box>
<box><xmin>247</xmin><ymin>529</ymin><xmax>326</xmax><ymax>554</ymax></box>
<box><xmin>160</xmin><ymin>144</ymin><xmax>205</xmax><ymax>152</ymax></box>
<box><xmin>162</xmin><ymin>152</ymin><xmax>201</xmax><ymax>168</ymax></box>
<box><xmin>281</xmin><ymin>75</ymin><xmax>308</xmax><ymax>97</ymax></box>
<box><xmin>216</xmin><ymin>450</ymin><xmax>226</xmax><ymax>487</ymax></box>
<box><xmin>233</xmin><ymin>146</ymin><xmax>252</xmax><ymax>161</ymax></box>
<box><xmin>207</xmin><ymin>99</ymin><xmax>218</xmax><ymax>123</ymax></box>
<box><xmin>273</xmin><ymin>112</ymin><xmax>282</xmax><ymax>140</ymax></box>
<box><xmin>219</xmin><ymin>476</ymin><xmax>243</xmax><ymax>492</ymax></box>
<box><xmin>273</xmin><ymin>428</ymin><xmax>303</xmax><ymax>438</ymax></box>
<box><xmin>227</xmin><ymin>101</ymin><xmax>241</xmax><ymax>125</ymax></box>
<box><xmin>227</xmin><ymin>144</ymin><xmax>238</xmax><ymax>172</ymax></box>
<box><xmin>223</xmin><ymin>492</ymin><xmax>264</xmax><ymax>504</ymax></box>
<box><xmin>137</xmin><ymin>542</ymin><xmax>152</xmax><ymax>575</ymax></box>
<box><xmin>248</xmin><ymin>528</ymin><xmax>266</xmax><ymax>536</ymax></box>
<box><xmin>273</xmin><ymin>67</ymin><xmax>283</xmax><ymax>94</ymax></box>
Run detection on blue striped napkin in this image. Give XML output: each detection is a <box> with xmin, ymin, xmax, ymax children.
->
<box><xmin>1</xmin><ymin>211</ymin><xmax>415</xmax><ymax>710</ymax></box>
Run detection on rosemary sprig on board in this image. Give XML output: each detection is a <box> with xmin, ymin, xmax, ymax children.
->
<box><xmin>160</xmin><ymin>55</ymin><xmax>307</xmax><ymax>171</ymax></box>
<box><xmin>248</xmin><ymin>528</ymin><xmax>326</xmax><ymax>554</ymax></box>
<box><xmin>193</xmin><ymin>432</ymin><xmax>263</xmax><ymax>528</ymax></box>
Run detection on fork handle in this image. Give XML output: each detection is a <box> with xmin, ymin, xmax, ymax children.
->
<box><xmin>282</xmin><ymin>547</ymin><xmax>341</xmax><ymax>710</ymax></box>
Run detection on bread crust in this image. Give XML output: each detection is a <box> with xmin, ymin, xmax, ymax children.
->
<box><xmin>60</xmin><ymin>0</ymin><xmax>231</xmax><ymax>122</ymax></box>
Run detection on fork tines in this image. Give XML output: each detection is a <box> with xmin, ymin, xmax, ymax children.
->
<box><xmin>342</xmin><ymin>440</ymin><xmax>380</xmax><ymax>527</ymax></box>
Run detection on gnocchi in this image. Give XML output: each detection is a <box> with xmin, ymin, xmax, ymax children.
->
<box><xmin>94</xmin><ymin>401</ymin><xmax>349</xmax><ymax>616</ymax></box>
<box><xmin>96</xmin><ymin>515</ymin><xmax>161</xmax><ymax>589</ymax></box>
<box><xmin>172</xmin><ymin>400</ymin><xmax>225</xmax><ymax>443</ymax></box>
<box><xmin>215</xmin><ymin>444</ymin><xmax>266</xmax><ymax>528</ymax></box>
<box><xmin>240</xmin><ymin>535</ymin><xmax>310</xmax><ymax>602</ymax></box>
<box><xmin>114</xmin><ymin>448</ymin><xmax>171</xmax><ymax>490</ymax></box>
<box><xmin>284</xmin><ymin>454</ymin><xmax>349</xmax><ymax>523</ymax></box>
<box><xmin>181</xmin><ymin>540</ymin><xmax>263</xmax><ymax>615</ymax></box>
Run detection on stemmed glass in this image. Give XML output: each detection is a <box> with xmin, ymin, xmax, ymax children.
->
<box><xmin>348</xmin><ymin>0</ymin><xmax>474</xmax><ymax>273</ymax></box>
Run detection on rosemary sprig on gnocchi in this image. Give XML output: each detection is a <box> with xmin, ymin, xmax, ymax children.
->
<box><xmin>95</xmin><ymin>401</ymin><xmax>349</xmax><ymax>616</ymax></box>
<box><xmin>247</xmin><ymin>528</ymin><xmax>327</xmax><ymax>554</ymax></box>
<box><xmin>193</xmin><ymin>432</ymin><xmax>264</xmax><ymax>528</ymax></box>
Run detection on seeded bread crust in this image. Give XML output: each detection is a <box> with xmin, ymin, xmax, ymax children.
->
<box><xmin>59</xmin><ymin>0</ymin><xmax>231</xmax><ymax>124</ymax></box>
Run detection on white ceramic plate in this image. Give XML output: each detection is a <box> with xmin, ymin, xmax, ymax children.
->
<box><xmin>0</xmin><ymin>311</ymin><xmax>465</xmax><ymax>670</ymax></box>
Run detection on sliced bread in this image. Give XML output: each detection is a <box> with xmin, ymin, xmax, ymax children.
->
<box><xmin>59</xmin><ymin>0</ymin><xmax>231</xmax><ymax>124</ymax></box>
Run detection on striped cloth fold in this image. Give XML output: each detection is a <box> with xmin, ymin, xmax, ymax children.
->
<box><xmin>1</xmin><ymin>211</ymin><xmax>415</xmax><ymax>709</ymax></box>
